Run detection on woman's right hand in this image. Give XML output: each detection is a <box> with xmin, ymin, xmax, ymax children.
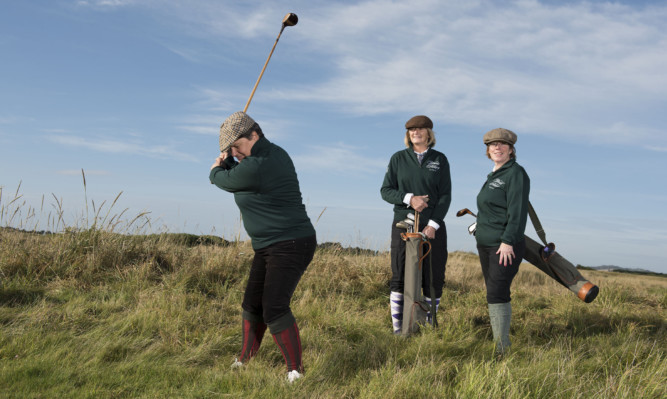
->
<box><xmin>410</xmin><ymin>195</ymin><xmax>429</xmax><ymax>212</ymax></box>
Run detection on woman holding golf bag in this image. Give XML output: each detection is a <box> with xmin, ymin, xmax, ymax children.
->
<box><xmin>475</xmin><ymin>128</ymin><xmax>530</xmax><ymax>356</ymax></box>
<box><xmin>381</xmin><ymin>115</ymin><xmax>452</xmax><ymax>334</ymax></box>
<box><xmin>210</xmin><ymin>111</ymin><xmax>316</xmax><ymax>383</ymax></box>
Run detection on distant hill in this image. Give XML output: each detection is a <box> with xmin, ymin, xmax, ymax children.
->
<box><xmin>578</xmin><ymin>264</ymin><xmax>664</xmax><ymax>276</ymax></box>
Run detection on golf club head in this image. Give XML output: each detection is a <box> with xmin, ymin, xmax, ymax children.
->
<box><xmin>456</xmin><ymin>208</ymin><xmax>476</xmax><ymax>218</ymax></box>
<box><xmin>282</xmin><ymin>13</ymin><xmax>298</xmax><ymax>27</ymax></box>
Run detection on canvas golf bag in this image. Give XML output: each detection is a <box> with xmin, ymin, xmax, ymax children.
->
<box><xmin>399</xmin><ymin>212</ymin><xmax>437</xmax><ymax>336</ymax></box>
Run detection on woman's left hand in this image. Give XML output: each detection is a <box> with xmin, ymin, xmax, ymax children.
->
<box><xmin>422</xmin><ymin>226</ymin><xmax>436</xmax><ymax>239</ymax></box>
<box><xmin>496</xmin><ymin>243</ymin><xmax>515</xmax><ymax>267</ymax></box>
<box><xmin>210</xmin><ymin>152</ymin><xmax>227</xmax><ymax>170</ymax></box>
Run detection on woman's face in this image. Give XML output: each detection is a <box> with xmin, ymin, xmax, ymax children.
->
<box><xmin>487</xmin><ymin>141</ymin><xmax>511</xmax><ymax>164</ymax></box>
<box><xmin>230</xmin><ymin>132</ymin><xmax>259</xmax><ymax>162</ymax></box>
<box><xmin>409</xmin><ymin>127</ymin><xmax>428</xmax><ymax>146</ymax></box>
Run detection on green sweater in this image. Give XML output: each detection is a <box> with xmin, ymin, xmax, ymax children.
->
<box><xmin>380</xmin><ymin>147</ymin><xmax>452</xmax><ymax>226</ymax></box>
<box><xmin>475</xmin><ymin>158</ymin><xmax>530</xmax><ymax>247</ymax></box>
<box><xmin>209</xmin><ymin>137</ymin><xmax>315</xmax><ymax>250</ymax></box>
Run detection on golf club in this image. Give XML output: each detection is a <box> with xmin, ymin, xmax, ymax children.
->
<box><xmin>243</xmin><ymin>12</ymin><xmax>298</xmax><ymax>113</ymax></box>
<box><xmin>456</xmin><ymin>208</ymin><xmax>477</xmax><ymax>218</ymax></box>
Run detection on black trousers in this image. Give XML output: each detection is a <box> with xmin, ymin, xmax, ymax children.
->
<box><xmin>477</xmin><ymin>238</ymin><xmax>525</xmax><ymax>304</ymax></box>
<box><xmin>242</xmin><ymin>234</ymin><xmax>316</xmax><ymax>328</ymax></box>
<box><xmin>390</xmin><ymin>223</ymin><xmax>448</xmax><ymax>298</ymax></box>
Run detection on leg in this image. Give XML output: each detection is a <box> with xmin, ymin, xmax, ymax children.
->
<box><xmin>422</xmin><ymin>224</ymin><xmax>447</xmax><ymax>323</ymax></box>
<box><xmin>389</xmin><ymin>223</ymin><xmax>407</xmax><ymax>333</ymax></box>
<box><xmin>478</xmin><ymin>240</ymin><xmax>525</xmax><ymax>355</ymax></box>
<box><xmin>236</xmin><ymin>310</ymin><xmax>267</xmax><ymax>364</ymax></box>
<box><xmin>262</xmin><ymin>235</ymin><xmax>316</xmax><ymax>373</ymax></box>
<box><xmin>235</xmin><ymin>250</ymin><xmax>269</xmax><ymax>365</ymax></box>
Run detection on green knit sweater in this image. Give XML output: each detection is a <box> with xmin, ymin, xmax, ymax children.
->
<box><xmin>209</xmin><ymin>137</ymin><xmax>315</xmax><ymax>249</ymax></box>
<box><xmin>380</xmin><ymin>147</ymin><xmax>452</xmax><ymax>226</ymax></box>
<box><xmin>475</xmin><ymin>158</ymin><xmax>530</xmax><ymax>247</ymax></box>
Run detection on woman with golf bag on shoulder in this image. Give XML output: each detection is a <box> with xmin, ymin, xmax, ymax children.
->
<box><xmin>381</xmin><ymin>115</ymin><xmax>452</xmax><ymax>334</ymax></box>
<box><xmin>210</xmin><ymin>111</ymin><xmax>316</xmax><ymax>383</ymax></box>
<box><xmin>475</xmin><ymin>128</ymin><xmax>530</xmax><ymax>356</ymax></box>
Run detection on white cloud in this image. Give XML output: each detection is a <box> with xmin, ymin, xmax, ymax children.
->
<box><xmin>292</xmin><ymin>143</ymin><xmax>387</xmax><ymax>175</ymax></box>
<box><xmin>47</xmin><ymin>134</ymin><xmax>198</xmax><ymax>162</ymax></box>
<box><xmin>274</xmin><ymin>0</ymin><xmax>667</xmax><ymax>146</ymax></box>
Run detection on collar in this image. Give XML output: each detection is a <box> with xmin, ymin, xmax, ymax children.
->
<box><xmin>249</xmin><ymin>136</ymin><xmax>270</xmax><ymax>157</ymax></box>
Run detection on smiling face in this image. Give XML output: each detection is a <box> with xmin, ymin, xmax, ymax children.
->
<box><xmin>408</xmin><ymin>127</ymin><xmax>431</xmax><ymax>149</ymax></box>
<box><xmin>487</xmin><ymin>141</ymin><xmax>513</xmax><ymax>166</ymax></box>
<box><xmin>230</xmin><ymin>131</ymin><xmax>259</xmax><ymax>161</ymax></box>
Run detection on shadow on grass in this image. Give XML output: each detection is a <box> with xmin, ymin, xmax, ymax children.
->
<box><xmin>0</xmin><ymin>287</ymin><xmax>45</xmax><ymax>307</ymax></box>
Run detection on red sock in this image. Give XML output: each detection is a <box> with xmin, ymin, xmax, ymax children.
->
<box><xmin>272</xmin><ymin>322</ymin><xmax>303</xmax><ymax>372</ymax></box>
<box><xmin>238</xmin><ymin>318</ymin><xmax>267</xmax><ymax>363</ymax></box>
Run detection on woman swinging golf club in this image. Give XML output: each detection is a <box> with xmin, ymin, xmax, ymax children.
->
<box><xmin>380</xmin><ymin>115</ymin><xmax>452</xmax><ymax>334</ymax></box>
<box><xmin>210</xmin><ymin>111</ymin><xmax>316</xmax><ymax>383</ymax></box>
<box><xmin>475</xmin><ymin>128</ymin><xmax>530</xmax><ymax>357</ymax></box>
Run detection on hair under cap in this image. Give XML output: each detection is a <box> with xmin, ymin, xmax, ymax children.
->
<box><xmin>405</xmin><ymin>115</ymin><xmax>433</xmax><ymax>129</ymax></box>
<box><xmin>483</xmin><ymin>128</ymin><xmax>517</xmax><ymax>145</ymax></box>
<box><xmin>219</xmin><ymin>111</ymin><xmax>258</xmax><ymax>152</ymax></box>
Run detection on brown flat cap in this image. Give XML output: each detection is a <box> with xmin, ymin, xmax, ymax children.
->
<box><xmin>483</xmin><ymin>128</ymin><xmax>517</xmax><ymax>145</ymax></box>
<box><xmin>405</xmin><ymin>115</ymin><xmax>433</xmax><ymax>129</ymax></box>
<box><xmin>219</xmin><ymin>111</ymin><xmax>257</xmax><ymax>152</ymax></box>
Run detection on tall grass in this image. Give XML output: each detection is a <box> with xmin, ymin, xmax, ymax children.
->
<box><xmin>0</xmin><ymin>186</ymin><xmax>665</xmax><ymax>398</ymax></box>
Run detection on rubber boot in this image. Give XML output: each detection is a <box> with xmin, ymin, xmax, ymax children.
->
<box><xmin>488</xmin><ymin>302</ymin><xmax>512</xmax><ymax>356</ymax></box>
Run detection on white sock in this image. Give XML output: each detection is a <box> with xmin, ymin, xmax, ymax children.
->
<box><xmin>390</xmin><ymin>291</ymin><xmax>404</xmax><ymax>333</ymax></box>
<box><xmin>425</xmin><ymin>297</ymin><xmax>440</xmax><ymax>323</ymax></box>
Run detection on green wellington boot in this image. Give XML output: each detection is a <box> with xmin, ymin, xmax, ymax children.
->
<box><xmin>488</xmin><ymin>302</ymin><xmax>512</xmax><ymax>357</ymax></box>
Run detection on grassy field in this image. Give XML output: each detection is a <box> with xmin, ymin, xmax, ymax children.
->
<box><xmin>0</xmin><ymin>191</ymin><xmax>665</xmax><ymax>398</ymax></box>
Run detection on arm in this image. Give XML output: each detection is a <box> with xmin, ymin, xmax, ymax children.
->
<box><xmin>380</xmin><ymin>155</ymin><xmax>405</xmax><ymax>205</ymax></box>
<box><xmin>500</xmin><ymin>169</ymin><xmax>530</xmax><ymax>246</ymax></box>
<box><xmin>209</xmin><ymin>155</ymin><xmax>261</xmax><ymax>193</ymax></box>
<box><xmin>429</xmin><ymin>156</ymin><xmax>452</xmax><ymax>223</ymax></box>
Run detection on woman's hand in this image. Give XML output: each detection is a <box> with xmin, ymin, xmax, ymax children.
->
<box><xmin>496</xmin><ymin>243</ymin><xmax>515</xmax><ymax>267</ymax></box>
<box><xmin>422</xmin><ymin>225</ymin><xmax>436</xmax><ymax>239</ymax></box>
<box><xmin>410</xmin><ymin>195</ymin><xmax>429</xmax><ymax>212</ymax></box>
<box><xmin>210</xmin><ymin>152</ymin><xmax>228</xmax><ymax>170</ymax></box>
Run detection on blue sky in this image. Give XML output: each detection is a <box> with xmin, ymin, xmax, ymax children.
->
<box><xmin>1</xmin><ymin>0</ymin><xmax>666</xmax><ymax>273</ymax></box>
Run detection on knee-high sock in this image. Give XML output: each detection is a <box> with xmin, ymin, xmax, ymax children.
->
<box><xmin>390</xmin><ymin>291</ymin><xmax>404</xmax><ymax>333</ymax></box>
<box><xmin>239</xmin><ymin>313</ymin><xmax>267</xmax><ymax>363</ymax></box>
<box><xmin>425</xmin><ymin>297</ymin><xmax>440</xmax><ymax>323</ymax></box>
<box><xmin>272</xmin><ymin>321</ymin><xmax>303</xmax><ymax>372</ymax></box>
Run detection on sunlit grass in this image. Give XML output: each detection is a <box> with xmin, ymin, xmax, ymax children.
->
<box><xmin>1</xmin><ymin>181</ymin><xmax>665</xmax><ymax>398</ymax></box>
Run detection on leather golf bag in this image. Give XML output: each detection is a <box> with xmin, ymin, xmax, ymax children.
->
<box><xmin>401</xmin><ymin>233</ymin><xmax>430</xmax><ymax>335</ymax></box>
<box><xmin>523</xmin><ymin>235</ymin><xmax>599</xmax><ymax>303</ymax></box>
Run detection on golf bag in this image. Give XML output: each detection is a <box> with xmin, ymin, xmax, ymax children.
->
<box><xmin>400</xmin><ymin>230</ymin><xmax>433</xmax><ymax>336</ymax></box>
<box><xmin>458</xmin><ymin>203</ymin><xmax>599</xmax><ymax>303</ymax></box>
<box><xmin>523</xmin><ymin>204</ymin><xmax>599</xmax><ymax>303</ymax></box>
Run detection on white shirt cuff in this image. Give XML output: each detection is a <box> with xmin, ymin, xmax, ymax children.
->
<box><xmin>403</xmin><ymin>193</ymin><xmax>413</xmax><ymax>207</ymax></box>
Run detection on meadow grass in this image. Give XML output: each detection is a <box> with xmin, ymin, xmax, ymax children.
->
<box><xmin>0</xmin><ymin>189</ymin><xmax>665</xmax><ymax>398</ymax></box>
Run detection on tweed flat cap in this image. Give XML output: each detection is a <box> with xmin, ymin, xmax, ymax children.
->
<box><xmin>405</xmin><ymin>115</ymin><xmax>433</xmax><ymax>129</ymax></box>
<box><xmin>219</xmin><ymin>111</ymin><xmax>258</xmax><ymax>153</ymax></box>
<box><xmin>483</xmin><ymin>128</ymin><xmax>517</xmax><ymax>145</ymax></box>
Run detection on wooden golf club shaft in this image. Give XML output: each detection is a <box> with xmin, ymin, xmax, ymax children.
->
<box><xmin>243</xmin><ymin>13</ymin><xmax>297</xmax><ymax>113</ymax></box>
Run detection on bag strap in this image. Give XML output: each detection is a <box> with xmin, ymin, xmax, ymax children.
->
<box><xmin>528</xmin><ymin>201</ymin><xmax>548</xmax><ymax>246</ymax></box>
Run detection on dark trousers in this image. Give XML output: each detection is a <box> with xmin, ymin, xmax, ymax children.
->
<box><xmin>477</xmin><ymin>239</ymin><xmax>525</xmax><ymax>304</ymax></box>
<box><xmin>390</xmin><ymin>223</ymin><xmax>448</xmax><ymax>298</ymax></box>
<box><xmin>242</xmin><ymin>234</ymin><xmax>316</xmax><ymax>330</ymax></box>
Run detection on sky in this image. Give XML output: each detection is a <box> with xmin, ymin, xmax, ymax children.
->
<box><xmin>1</xmin><ymin>0</ymin><xmax>666</xmax><ymax>274</ymax></box>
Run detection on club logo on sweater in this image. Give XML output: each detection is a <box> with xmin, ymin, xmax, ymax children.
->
<box><xmin>489</xmin><ymin>178</ymin><xmax>505</xmax><ymax>189</ymax></box>
<box><xmin>425</xmin><ymin>160</ymin><xmax>440</xmax><ymax>172</ymax></box>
